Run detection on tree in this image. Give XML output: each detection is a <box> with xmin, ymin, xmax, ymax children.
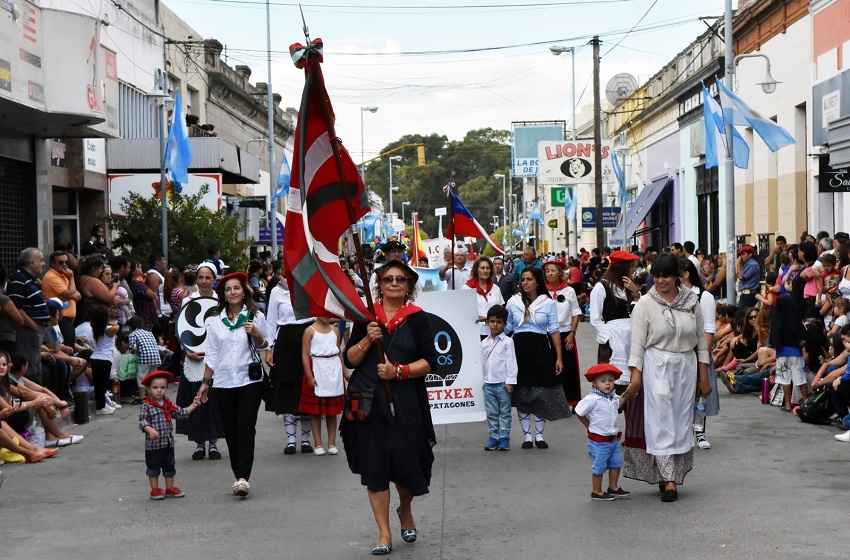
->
<box><xmin>106</xmin><ymin>183</ymin><xmax>252</xmax><ymax>270</ymax></box>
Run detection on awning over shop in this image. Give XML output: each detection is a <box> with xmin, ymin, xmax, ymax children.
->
<box><xmin>611</xmin><ymin>177</ymin><xmax>672</xmax><ymax>243</ymax></box>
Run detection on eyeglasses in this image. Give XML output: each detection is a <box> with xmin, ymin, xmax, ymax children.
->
<box><xmin>55</xmin><ymin>260</ymin><xmax>68</xmax><ymax>266</ymax></box>
<box><xmin>747</xmin><ymin>315</ymin><xmax>757</xmax><ymax>320</ymax></box>
<box><xmin>381</xmin><ymin>275</ymin><xmax>409</xmax><ymax>285</ymax></box>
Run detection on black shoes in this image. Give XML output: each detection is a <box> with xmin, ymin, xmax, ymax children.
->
<box><xmin>534</xmin><ymin>439</ymin><xmax>549</xmax><ymax>449</ymax></box>
<box><xmin>301</xmin><ymin>442</ymin><xmax>314</xmax><ymax>454</ymax></box>
<box><xmin>521</xmin><ymin>440</ymin><xmax>533</xmax><ymax>449</ymax></box>
<box><xmin>591</xmin><ymin>492</ymin><xmax>615</xmax><ymax>501</ymax></box>
<box><xmin>208</xmin><ymin>445</ymin><xmax>221</xmax><ymax>460</ymax></box>
<box><xmin>606</xmin><ymin>487</ymin><xmax>630</xmax><ymax>498</ymax></box>
<box><xmin>192</xmin><ymin>446</ymin><xmax>205</xmax><ymax>460</ymax></box>
<box><xmin>284</xmin><ymin>443</ymin><xmax>297</xmax><ymax>455</ymax></box>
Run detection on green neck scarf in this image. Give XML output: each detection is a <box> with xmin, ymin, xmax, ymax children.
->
<box><xmin>222</xmin><ymin>309</ymin><xmax>248</xmax><ymax>330</ymax></box>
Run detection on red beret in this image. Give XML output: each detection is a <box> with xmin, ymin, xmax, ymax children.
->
<box><xmin>140</xmin><ymin>370</ymin><xmax>174</xmax><ymax>387</ymax></box>
<box><xmin>737</xmin><ymin>245</ymin><xmax>756</xmax><ymax>256</ymax></box>
<box><xmin>609</xmin><ymin>250</ymin><xmax>640</xmax><ymax>264</ymax></box>
<box><xmin>220</xmin><ymin>271</ymin><xmax>249</xmax><ymax>285</ymax></box>
<box><xmin>584</xmin><ymin>363</ymin><xmax>622</xmax><ymax>382</ymax></box>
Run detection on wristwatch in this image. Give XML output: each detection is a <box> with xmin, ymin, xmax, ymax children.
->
<box><xmin>201</xmin><ymin>377</ymin><xmax>213</xmax><ymax>386</ymax></box>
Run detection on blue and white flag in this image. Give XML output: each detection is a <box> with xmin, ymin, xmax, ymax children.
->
<box><xmin>512</xmin><ymin>228</ymin><xmax>526</xmax><ymax>238</ymax></box>
<box><xmin>272</xmin><ymin>153</ymin><xmax>291</xmax><ymax>201</ymax></box>
<box><xmin>528</xmin><ymin>204</ymin><xmax>544</xmax><ymax>228</ymax></box>
<box><xmin>165</xmin><ymin>91</ymin><xmax>192</xmax><ymax>188</ymax></box>
<box><xmin>716</xmin><ymin>80</ymin><xmax>795</xmax><ymax>152</ymax></box>
<box><xmin>564</xmin><ymin>186</ymin><xmax>575</xmax><ymax>222</ymax></box>
<box><xmin>611</xmin><ymin>152</ymin><xmax>627</xmax><ymax>207</ymax></box>
<box><xmin>703</xmin><ymin>83</ymin><xmax>749</xmax><ymax>169</ymax></box>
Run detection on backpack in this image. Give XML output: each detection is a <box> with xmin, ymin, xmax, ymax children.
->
<box><xmin>796</xmin><ymin>390</ymin><xmax>833</xmax><ymax>425</ymax></box>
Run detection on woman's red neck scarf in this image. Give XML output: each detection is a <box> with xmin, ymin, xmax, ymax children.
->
<box><xmin>465</xmin><ymin>278</ymin><xmax>495</xmax><ymax>300</ymax></box>
<box><xmin>546</xmin><ymin>280</ymin><xmax>567</xmax><ymax>294</ymax></box>
<box><xmin>145</xmin><ymin>396</ymin><xmax>180</xmax><ymax>423</ymax></box>
<box><xmin>375</xmin><ymin>300</ymin><xmax>422</xmax><ymax>333</ymax></box>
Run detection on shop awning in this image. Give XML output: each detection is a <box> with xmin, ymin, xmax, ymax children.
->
<box><xmin>611</xmin><ymin>177</ymin><xmax>672</xmax><ymax>244</ymax></box>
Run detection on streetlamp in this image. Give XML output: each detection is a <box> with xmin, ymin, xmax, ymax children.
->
<box><xmin>360</xmin><ymin>106</ymin><xmax>378</xmax><ymax>187</ymax></box>
<box><xmin>550</xmin><ymin>44</ymin><xmax>579</xmax><ymax>257</ymax></box>
<box><xmin>722</xmin><ymin>0</ymin><xmax>779</xmax><ymax>305</ymax></box>
<box><xmin>401</xmin><ymin>201</ymin><xmax>410</xmax><ymax>224</ymax></box>
<box><xmin>494</xmin><ymin>173</ymin><xmax>506</xmax><ymax>250</ymax></box>
<box><xmin>388</xmin><ymin>155</ymin><xmax>402</xmax><ymax>220</ymax></box>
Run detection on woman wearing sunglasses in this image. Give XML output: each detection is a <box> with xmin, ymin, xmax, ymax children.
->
<box><xmin>342</xmin><ymin>260</ymin><xmax>438</xmax><ymax>555</ymax></box>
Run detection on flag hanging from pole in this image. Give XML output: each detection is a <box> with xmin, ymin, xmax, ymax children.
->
<box><xmin>716</xmin><ymin>80</ymin><xmax>795</xmax><ymax>152</ymax></box>
<box><xmin>445</xmin><ymin>191</ymin><xmax>504</xmax><ymax>255</ymax></box>
<box><xmin>283</xmin><ymin>38</ymin><xmax>375</xmax><ymax>323</ymax></box>
<box><xmin>164</xmin><ymin>90</ymin><xmax>193</xmax><ymax>189</ymax></box>
<box><xmin>412</xmin><ymin>216</ymin><xmax>427</xmax><ymax>265</ymax></box>
<box><xmin>272</xmin><ymin>153</ymin><xmax>291</xmax><ymax>201</ymax></box>
<box><xmin>702</xmin><ymin>83</ymin><xmax>748</xmax><ymax>169</ymax></box>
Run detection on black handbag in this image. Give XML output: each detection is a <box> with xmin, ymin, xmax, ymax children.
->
<box><xmin>344</xmin><ymin>387</ymin><xmax>374</xmax><ymax>422</ymax></box>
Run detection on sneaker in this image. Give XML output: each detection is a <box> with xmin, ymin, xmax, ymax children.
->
<box><xmin>301</xmin><ymin>442</ymin><xmax>313</xmax><ymax>454</ymax></box>
<box><xmin>109</xmin><ymin>402</ymin><xmax>122</xmax><ymax>409</ymax></box>
<box><xmin>327</xmin><ymin>445</ymin><xmax>339</xmax><ymax>455</ymax></box>
<box><xmin>719</xmin><ymin>372</ymin><xmax>737</xmax><ymax>394</ymax></box>
<box><xmin>591</xmin><ymin>492</ymin><xmax>616</xmax><ymax>501</ymax></box>
<box><xmin>498</xmin><ymin>437</ymin><xmax>510</xmax><ymax>451</ymax></box>
<box><xmin>696</xmin><ymin>435</ymin><xmax>711</xmax><ymax>449</ymax></box>
<box><xmin>835</xmin><ymin>430</ymin><xmax>850</xmax><ymax>442</ymax></box>
<box><xmin>314</xmin><ymin>446</ymin><xmax>326</xmax><ymax>456</ymax></box>
<box><xmin>484</xmin><ymin>437</ymin><xmax>499</xmax><ymax>451</ymax></box>
<box><xmin>95</xmin><ymin>407</ymin><xmax>114</xmax><ymax>415</ymax></box>
<box><xmin>165</xmin><ymin>486</ymin><xmax>185</xmax><ymax>498</ymax></box>
<box><xmin>606</xmin><ymin>487</ymin><xmax>631</xmax><ymax>499</ymax></box>
<box><xmin>150</xmin><ymin>488</ymin><xmax>165</xmax><ymax>500</ymax></box>
<box><xmin>232</xmin><ymin>480</ymin><xmax>250</xmax><ymax>497</ymax></box>
<box><xmin>69</xmin><ymin>435</ymin><xmax>84</xmax><ymax>444</ymax></box>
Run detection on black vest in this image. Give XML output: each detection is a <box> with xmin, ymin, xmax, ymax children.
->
<box><xmin>601</xmin><ymin>280</ymin><xmax>631</xmax><ymax>322</ymax></box>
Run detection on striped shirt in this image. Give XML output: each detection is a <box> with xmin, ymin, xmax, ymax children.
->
<box><xmin>7</xmin><ymin>268</ymin><xmax>49</xmax><ymax>322</ymax></box>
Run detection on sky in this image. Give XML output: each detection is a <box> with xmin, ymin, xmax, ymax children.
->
<box><xmin>164</xmin><ymin>0</ymin><xmax>730</xmax><ymax>164</ymax></box>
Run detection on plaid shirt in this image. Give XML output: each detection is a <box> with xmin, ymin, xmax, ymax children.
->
<box><xmin>129</xmin><ymin>328</ymin><xmax>160</xmax><ymax>365</ymax></box>
<box><xmin>7</xmin><ymin>268</ymin><xmax>49</xmax><ymax>322</ymax></box>
<box><xmin>139</xmin><ymin>401</ymin><xmax>189</xmax><ymax>451</ymax></box>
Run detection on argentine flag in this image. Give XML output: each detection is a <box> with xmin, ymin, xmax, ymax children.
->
<box><xmin>716</xmin><ymin>80</ymin><xmax>795</xmax><ymax>152</ymax></box>
<box><xmin>165</xmin><ymin>91</ymin><xmax>193</xmax><ymax>188</ymax></box>
<box><xmin>702</xmin><ymin>83</ymin><xmax>749</xmax><ymax>169</ymax></box>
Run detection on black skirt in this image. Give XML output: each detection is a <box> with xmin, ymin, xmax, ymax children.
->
<box><xmin>559</xmin><ymin>331</ymin><xmax>582</xmax><ymax>406</ymax></box>
<box><xmin>512</xmin><ymin>332</ymin><xmax>559</xmax><ymax>387</ymax></box>
<box><xmin>176</xmin><ymin>379</ymin><xmax>223</xmax><ymax>442</ymax></box>
<box><xmin>266</xmin><ymin>322</ymin><xmax>313</xmax><ymax>414</ymax></box>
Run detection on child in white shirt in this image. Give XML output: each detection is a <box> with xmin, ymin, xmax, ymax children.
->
<box><xmin>575</xmin><ymin>363</ymin><xmax>630</xmax><ymax>501</ymax></box>
<box><xmin>481</xmin><ymin>305</ymin><xmax>518</xmax><ymax>451</ymax></box>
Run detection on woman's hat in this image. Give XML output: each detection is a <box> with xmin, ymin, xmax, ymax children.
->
<box><xmin>140</xmin><ymin>370</ymin><xmax>174</xmax><ymax>387</ymax></box>
<box><xmin>380</xmin><ymin>240</ymin><xmax>407</xmax><ymax>254</ymax></box>
<box><xmin>375</xmin><ymin>259</ymin><xmax>419</xmax><ymax>284</ymax></box>
<box><xmin>542</xmin><ymin>257</ymin><xmax>566</xmax><ymax>270</ymax></box>
<box><xmin>220</xmin><ymin>271</ymin><xmax>249</xmax><ymax>285</ymax></box>
<box><xmin>584</xmin><ymin>363</ymin><xmax>622</xmax><ymax>382</ymax></box>
<box><xmin>737</xmin><ymin>244</ymin><xmax>756</xmax><ymax>256</ymax></box>
<box><xmin>609</xmin><ymin>250</ymin><xmax>640</xmax><ymax>264</ymax></box>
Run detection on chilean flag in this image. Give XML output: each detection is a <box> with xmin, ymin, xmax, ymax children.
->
<box><xmin>446</xmin><ymin>192</ymin><xmax>504</xmax><ymax>255</ymax></box>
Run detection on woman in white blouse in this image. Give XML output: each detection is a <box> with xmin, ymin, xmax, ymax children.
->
<box><xmin>462</xmin><ymin>256</ymin><xmax>504</xmax><ymax>339</ymax></box>
<box><xmin>197</xmin><ymin>272</ymin><xmax>269</xmax><ymax>498</ymax></box>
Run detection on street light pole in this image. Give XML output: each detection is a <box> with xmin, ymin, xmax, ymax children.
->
<box><xmin>550</xmin><ymin>44</ymin><xmax>579</xmax><ymax>257</ymax></box>
<box><xmin>360</xmin><ymin>106</ymin><xmax>378</xmax><ymax>188</ymax></box>
<box><xmin>388</xmin><ymin>155</ymin><xmax>401</xmax><ymax>220</ymax></box>
<box><xmin>401</xmin><ymin>201</ymin><xmax>410</xmax><ymax>223</ymax></box>
<box><xmin>723</xmin><ymin>0</ymin><xmax>736</xmax><ymax>305</ymax></box>
<box><xmin>494</xmin><ymin>173</ymin><xmax>506</xmax><ymax>249</ymax></box>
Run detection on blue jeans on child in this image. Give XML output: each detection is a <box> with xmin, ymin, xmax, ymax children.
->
<box><xmin>484</xmin><ymin>382</ymin><xmax>512</xmax><ymax>439</ymax></box>
<box><xmin>145</xmin><ymin>447</ymin><xmax>176</xmax><ymax>478</ymax></box>
<box><xmin>588</xmin><ymin>439</ymin><xmax>622</xmax><ymax>475</ymax></box>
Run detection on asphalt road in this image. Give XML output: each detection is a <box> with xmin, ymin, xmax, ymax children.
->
<box><xmin>3</xmin><ymin>326</ymin><xmax>848</xmax><ymax>560</ymax></box>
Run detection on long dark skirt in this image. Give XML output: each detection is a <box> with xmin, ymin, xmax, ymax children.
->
<box><xmin>266</xmin><ymin>322</ymin><xmax>313</xmax><ymax>414</ymax></box>
<box><xmin>176</xmin><ymin>379</ymin><xmax>224</xmax><ymax>442</ymax></box>
<box><xmin>559</xmin><ymin>330</ymin><xmax>581</xmax><ymax>406</ymax></box>
<box><xmin>511</xmin><ymin>332</ymin><xmax>570</xmax><ymax>420</ymax></box>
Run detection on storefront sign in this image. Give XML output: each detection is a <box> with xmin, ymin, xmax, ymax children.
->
<box><xmin>581</xmin><ymin>206</ymin><xmax>621</xmax><ymax>228</ymax></box>
<box><xmin>818</xmin><ymin>157</ymin><xmax>850</xmax><ymax>192</ymax></box>
<box><xmin>84</xmin><ymin>139</ymin><xmax>105</xmax><ymax>174</ymax></box>
<box><xmin>417</xmin><ymin>290</ymin><xmax>485</xmax><ymax>425</ymax></box>
<box><xmin>538</xmin><ymin>140</ymin><xmax>614</xmax><ymax>184</ymax></box>
<box><xmin>0</xmin><ymin>58</ymin><xmax>11</xmax><ymax>92</ymax></box>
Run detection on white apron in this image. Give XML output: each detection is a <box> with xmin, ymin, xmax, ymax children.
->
<box><xmin>310</xmin><ymin>329</ymin><xmax>344</xmax><ymax>397</ymax></box>
<box><xmin>604</xmin><ymin>318</ymin><xmax>632</xmax><ymax>385</ymax></box>
<box><xmin>642</xmin><ymin>346</ymin><xmax>696</xmax><ymax>456</ymax></box>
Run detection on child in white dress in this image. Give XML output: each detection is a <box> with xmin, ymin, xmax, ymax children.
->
<box><xmin>299</xmin><ymin>317</ymin><xmax>347</xmax><ymax>456</ymax></box>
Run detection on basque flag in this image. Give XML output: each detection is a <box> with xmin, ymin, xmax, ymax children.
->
<box><xmin>283</xmin><ymin>39</ymin><xmax>375</xmax><ymax>324</ymax></box>
<box><xmin>446</xmin><ymin>192</ymin><xmax>504</xmax><ymax>255</ymax></box>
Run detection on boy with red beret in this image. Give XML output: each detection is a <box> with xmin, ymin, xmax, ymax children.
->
<box><xmin>139</xmin><ymin>370</ymin><xmax>202</xmax><ymax>500</ymax></box>
<box><xmin>575</xmin><ymin>364</ymin><xmax>630</xmax><ymax>501</ymax></box>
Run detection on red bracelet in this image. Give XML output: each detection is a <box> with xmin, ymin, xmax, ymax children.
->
<box><xmin>402</xmin><ymin>364</ymin><xmax>411</xmax><ymax>379</ymax></box>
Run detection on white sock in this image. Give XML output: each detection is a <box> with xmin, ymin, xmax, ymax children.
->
<box><xmin>534</xmin><ymin>417</ymin><xmax>545</xmax><ymax>441</ymax></box>
<box><xmin>283</xmin><ymin>414</ymin><xmax>297</xmax><ymax>444</ymax></box>
<box><xmin>518</xmin><ymin>413</ymin><xmax>532</xmax><ymax>441</ymax></box>
<box><xmin>300</xmin><ymin>414</ymin><xmax>312</xmax><ymax>442</ymax></box>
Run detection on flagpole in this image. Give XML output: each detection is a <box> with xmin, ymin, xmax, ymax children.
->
<box><xmin>723</xmin><ymin>0</ymin><xmax>737</xmax><ymax>305</ymax></box>
<box><xmin>266</xmin><ymin>0</ymin><xmax>279</xmax><ymax>258</ymax></box>
<box><xmin>308</xmin><ymin>54</ymin><xmax>395</xmax><ymax>416</ymax></box>
<box><xmin>449</xmin><ymin>190</ymin><xmax>456</xmax><ymax>290</ymax></box>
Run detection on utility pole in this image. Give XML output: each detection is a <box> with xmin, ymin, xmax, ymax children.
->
<box><xmin>723</xmin><ymin>0</ymin><xmax>737</xmax><ymax>305</ymax></box>
<box><xmin>592</xmin><ymin>36</ymin><xmax>604</xmax><ymax>250</ymax></box>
